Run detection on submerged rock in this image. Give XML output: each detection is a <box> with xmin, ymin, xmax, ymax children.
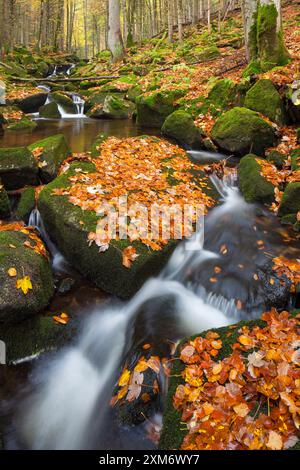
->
<box><xmin>0</xmin><ymin>230</ymin><xmax>54</xmax><ymax>324</ymax></box>
<box><xmin>39</xmin><ymin>102</ymin><xmax>62</xmax><ymax>119</ymax></box>
<box><xmin>162</xmin><ymin>111</ymin><xmax>203</xmax><ymax>148</ymax></box>
<box><xmin>28</xmin><ymin>134</ymin><xmax>71</xmax><ymax>183</ymax></box>
<box><xmin>0</xmin><ymin>147</ymin><xmax>38</xmax><ymax>190</ymax></box>
<box><xmin>238</xmin><ymin>154</ymin><xmax>275</xmax><ymax>204</ymax></box>
<box><xmin>136</xmin><ymin>89</ymin><xmax>186</xmax><ymax>128</ymax></box>
<box><xmin>244</xmin><ymin>79</ymin><xmax>286</xmax><ymax>124</ymax></box>
<box><xmin>211</xmin><ymin>107</ymin><xmax>278</xmax><ymax>156</ymax></box>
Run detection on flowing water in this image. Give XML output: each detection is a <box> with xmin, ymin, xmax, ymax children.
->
<box><xmin>1</xmin><ymin>174</ymin><xmax>298</xmax><ymax>450</ymax></box>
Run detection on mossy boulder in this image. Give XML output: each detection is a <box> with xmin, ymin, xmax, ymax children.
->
<box><xmin>37</xmin><ymin>162</ymin><xmax>178</xmax><ymax>299</ymax></box>
<box><xmin>7</xmin><ymin>117</ymin><xmax>37</xmax><ymax>131</ymax></box>
<box><xmin>28</xmin><ymin>134</ymin><xmax>71</xmax><ymax>183</ymax></box>
<box><xmin>184</xmin><ymin>45</ymin><xmax>220</xmax><ymax>64</ymax></box>
<box><xmin>88</xmin><ymin>95</ymin><xmax>135</xmax><ymax>119</ymax></box>
<box><xmin>0</xmin><ymin>181</ymin><xmax>10</xmax><ymax>219</ymax></box>
<box><xmin>291</xmin><ymin>148</ymin><xmax>300</xmax><ymax>171</ymax></box>
<box><xmin>39</xmin><ymin>102</ymin><xmax>62</xmax><ymax>119</ymax></box>
<box><xmin>162</xmin><ymin>111</ymin><xmax>203</xmax><ymax>148</ymax></box>
<box><xmin>278</xmin><ymin>182</ymin><xmax>300</xmax><ymax>217</ymax></box>
<box><xmin>211</xmin><ymin>107</ymin><xmax>278</xmax><ymax>156</ymax></box>
<box><xmin>0</xmin><ymin>230</ymin><xmax>54</xmax><ymax>324</ymax></box>
<box><xmin>16</xmin><ymin>187</ymin><xmax>36</xmax><ymax>223</ymax></box>
<box><xmin>266</xmin><ymin>150</ymin><xmax>286</xmax><ymax>169</ymax></box>
<box><xmin>83</xmin><ymin>89</ymin><xmax>111</xmax><ymax>112</ymax></box>
<box><xmin>207</xmin><ymin>78</ymin><xmax>249</xmax><ymax>112</ymax></box>
<box><xmin>90</xmin><ymin>132</ymin><xmax>109</xmax><ymax>157</ymax></box>
<box><xmin>0</xmin><ymin>147</ymin><xmax>38</xmax><ymax>190</ymax></box>
<box><xmin>244</xmin><ymin>79</ymin><xmax>286</xmax><ymax>124</ymax></box>
<box><xmin>50</xmin><ymin>92</ymin><xmax>77</xmax><ymax>114</ymax></box>
<box><xmin>238</xmin><ymin>154</ymin><xmax>275</xmax><ymax>204</ymax></box>
<box><xmin>13</xmin><ymin>93</ymin><xmax>48</xmax><ymax>113</ymax></box>
<box><xmin>136</xmin><ymin>89</ymin><xmax>186</xmax><ymax>128</ymax></box>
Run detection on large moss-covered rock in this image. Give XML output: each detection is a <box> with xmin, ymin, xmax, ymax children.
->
<box><xmin>39</xmin><ymin>102</ymin><xmax>62</xmax><ymax>119</ymax></box>
<box><xmin>0</xmin><ymin>147</ymin><xmax>38</xmax><ymax>190</ymax></box>
<box><xmin>37</xmin><ymin>162</ymin><xmax>178</xmax><ymax>299</ymax></box>
<box><xmin>7</xmin><ymin>117</ymin><xmax>37</xmax><ymax>131</ymax></box>
<box><xmin>87</xmin><ymin>95</ymin><xmax>135</xmax><ymax>119</ymax></box>
<box><xmin>0</xmin><ymin>181</ymin><xmax>10</xmax><ymax>219</ymax></box>
<box><xmin>136</xmin><ymin>89</ymin><xmax>186</xmax><ymax>128</ymax></box>
<box><xmin>238</xmin><ymin>154</ymin><xmax>275</xmax><ymax>204</ymax></box>
<box><xmin>84</xmin><ymin>89</ymin><xmax>110</xmax><ymax>112</ymax></box>
<box><xmin>291</xmin><ymin>148</ymin><xmax>300</xmax><ymax>171</ymax></box>
<box><xmin>207</xmin><ymin>78</ymin><xmax>248</xmax><ymax>111</ymax></box>
<box><xmin>211</xmin><ymin>107</ymin><xmax>278</xmax><ymax>156</ymax></box>
<box><xmin>0</xmin><ymin>230</ymin><xmax>54</xmax><ymax>323</ymax></box>
<box><xmin>184</xmin><ymin>45</ymin><xmax>220</xmax><ymax>64</ymax></box>
<box><xmin>28</xmin><ymin>134</ymin><xmax>71</xmax><ymax>183</ymax></box>
<box><xmin>162</xmin><ymin>111</ymin><xmax>203</xmax><ymax>148</ymax></box>
<box><xmin>278</xmin><ymin>182</ymin><xmax>300</xmax><ymax>217</ymax></box>
<box><xmin>244</xmin><ymin>79</ymin><xmax>285</xmax><ymax>124</ymax></box>
<box><xmin>16</xmin><ymin>187</ymin><xmax>36</xmax><ymax>223</ymax></box>
<box><xmin>13</xmin><ymin>92</ymin><xmax>48</xmax><ymax>113</ymax></box>
<box><xmin>50</xmin><ymin>92</ymin><xmax>77</xmax><ymax>114</ymax></box>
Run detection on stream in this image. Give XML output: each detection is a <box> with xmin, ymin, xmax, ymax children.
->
<box><xmin>0</xmin><ymin>66</ymin><xmax>299</xmax><ymax>451</ymax></box>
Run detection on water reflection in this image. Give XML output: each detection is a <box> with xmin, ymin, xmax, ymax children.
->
<box><xmin>0</xmin><ymin>118</ymin><xmax>161</xmax><ymax>153</ymax></box>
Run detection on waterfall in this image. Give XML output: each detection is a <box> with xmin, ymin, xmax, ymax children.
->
<box><xmin>19</xmin><ymin>176</ymin><xmax>263</xmax><ymax>450</ymax></box>
<box><xmin>72</xmin><ymin>94</ymin><xmax>85</xmax><ymax>116</ymax></box>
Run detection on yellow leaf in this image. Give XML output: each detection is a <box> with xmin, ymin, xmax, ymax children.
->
<box><xmin>266</xmin><ymin>430</ymin><xmax>283</xmax><ymax>450</ymax></box>
<box><xmin>16</xmin><ymin>276</ymin><xmax>32</xmax><ymax>295</ymax></box>
<box><xmin>118</xmin><ymin>368</ymin><xmax>131</xmax><ymax>387</ymax></box>
<box><xmin>8</xmin><ymin>267</ymin><xmax>17</xmax><ymax>277</ymax></box>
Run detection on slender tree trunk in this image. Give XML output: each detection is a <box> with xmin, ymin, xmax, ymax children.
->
<box><xmin>177</xmin><ymin>0</ymin><xmax>183</xmax><ymax>42</ymax></box>
<box><xmin>108</xmin><ymin>0</ymin><xmax>125</xmax><ymax>62</ymax></box>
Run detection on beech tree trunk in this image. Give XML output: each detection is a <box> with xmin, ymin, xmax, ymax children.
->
<box><xmin>108</xmin><ymin>0</ymin><xmax>125</xmax><ymax>62</ymax></box>
<box><xmin>242</xmin><ymin>0</ymin><xmax>290</xmax><ymax>70</ymax></box>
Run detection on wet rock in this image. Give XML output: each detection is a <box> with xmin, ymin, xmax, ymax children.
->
<box><xmin>39</xmin><ymin>102</ymin><xmax>62</xmax><ymax>119</ymax></box>
<box><xmin>57</xmin><ymin>277</ymin><xmax>76</xmax><ymax>295</ymax></box>
<box><xmin>50</xmin><ymin>92</ymin><xmax>77</xmax><ymax>114</ymax></box>
<box><xmin>0</xmin><ymin>180</ymin><xmax>10</xmax><ymax>219</ymax></box>
<box><xmin>13</xmin><ymin>93</ymin><xmax>48</xmax><ymax>113</ymax></box>
<box><xmin>238</xmin><ymin>154</ymin><xmax>275</xmax><ymax>204</ymax></box>
<box><xmin>244</xmin><ymin>79</ymin><xmax>286</xmax><ymax>124</ymax></box>
<box><xmin>83</xmin><ymin>89</ymin><xmax>109</xmax><ymax>113</ymax></box>
<box><xmin>279</xmin><ymin>182</ymin><xmax>300</xmax><ymax>218</ymax></box>
<box><xmin>211</xmin><ymin>107</ymin><xmax>278</xmax><ymax>156</ymax></box>
<box><xmin>162</xmin><ymin>111</ymin><xmax>203</xmax><ymax>148</ymax></box>
<box><xmin>16</xmin><ymin>187</ymin><xmax>36</xmax><ymax>223</ymax></box>
<box><xmin>28</xmin><ymin>134</ymin><xmax>71</xmax><ymax>183</ymax></box>
<box><xmin>136</xmin><ymin>89</ymin><xmax>186</xmax><ymax>128</ymax></box>
<box><xmin>0</xmin><ymin>230</ymin><xmax>54</xmax><ymax>324</ymax></box>
<box><xmin>7</xmin><ymin>118</ymin><xmax>37</xmax><ymax>131</ymax></box>
<box><xmin>0</xmin><ymin>147</ymin><xmax>38</xmax><ymax>190</ymax></box>
<box><xmin>88</xmin><ymin>95</ymin><xmax>135</xmax><ymax>119</ymax></box>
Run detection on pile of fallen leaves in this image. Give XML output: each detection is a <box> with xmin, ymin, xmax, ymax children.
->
<box><xmin>173</xmin><ymin>309</ymin><xmax>300</xmax><ymax>450</ymax></box>
<box><xmin>55</xmin><ymin>137</ymin><xmax>215</xmax><ymax>253</ymax></box>
<box><xmin>272</xmin><ymin>256</ymin><xmax>300</xmax><ymax>292</ymax></box>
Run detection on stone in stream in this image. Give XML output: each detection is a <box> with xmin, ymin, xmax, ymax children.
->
<box><xmin>0</xmin><ymin>105</ymin><xmax>37</xmax><ymax>131</ymax></box>
<box><xmin>0</xmin><ymin>180</ymin><xmax>10</xmax><ymax>219</ymax></box>
<box><xmin>0</xmin><ymin>147</ymin><xmax>38</xmax><ymax>190</ymax></box>
<box><xmin>12</xmin><ymin>92</ymin><xmax>48</xmax><ymax>113</ymax></box>
<box><xmin>211</xmin><ymin>107</ymin><xmax>278</xmax><ymax>156</ymax></box>
<box><xmin>39</xmin><ymin>102</ymin><xmax>62</xmax><ymax>119</ymax></box>
<box><xmin>159</xmin><ymin>312</ymin><xmax>300</xmax><ymax>450</ymax></box>
<box><xmin>136</xmin><ymin>89</ymin><xmax>187</xmax><ymax>128</ymax></box>
<box><xmin>244</xmin><ymin>79</ymin><xmax>286</xmax><ymax>125</ymax></box>
<box><xmin>50</xmin><ymin>92</ymin><xmax>77</xmax><ymax>114</ymax></box>
<box><xmin>15</xmin><ymin>187</ymin><xmax>36</xmax><ymax>223</ymax></box>
<box><xmin>0</xmin><ymin>229</ymin><xmax>54</xmax><ymax>324</ymax></box>
<box><xmin>238</xmin><ymin>154</ymin><xmax>275</xmax><ymax>204</ymax></box>
<box><xmin>87</xmin><ymin>94</ymin><xmax>135</xmax><ymax>119</ymax></box>
<box><xmin>28</xmin><ymin>134</ymin><xmax>71</xmax><ymax>183</ymax></box>
<box><xmin>37</xmin><ymin>138</ymin><xmax>219</xmax><ymax>299</ymax></box>
<box><xmin>279</xmin><ymin>182</ymin><xmax>300</xmax><ymax>220</ymax></box>
<box><xmin>162</xmin><ymin>111</ymin><xmax>204</xmax><ymax>149</ymax></box>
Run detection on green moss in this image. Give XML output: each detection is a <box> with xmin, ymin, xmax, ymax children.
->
<box><xmin>242</xmin><ymin>60</ymin><xmax>261</xmax><ymax>78</ymax></box>
<box><xmin>7</xmin><ymin>118</ymin><xmax>37</xmax><ymax>131</ymax></box>
<box><xmin>16</xmin><ymin>187</ymin><xmax>36</xmax><ymax>222</ymax></box>
<box><xmin>39</xmin><ymin>102</ymin><xmax>61</xmax><ymax>119</ymax></box>
<box><xmin>0</xmin><ymin>147</ymin><xmax>38</xmax><ymax>190</ymax></box>
<box><xmin>50</xmin><ymin>92</ymin><xmax>77</xmax><ymax>113</ymax></box>
<box><xmin>266</xmin><ymin>150</ymin><xmax>286</xmax><ymax>168</ymax></box>
<box><xmin>136</xmin><ymin>89</ymin><xmax>186</xmax><ymax>128</ymax></box>
<box><xmin>28</xmin><ymin>134</ymin><xmax>71</xmax><ymax>183</ymax></box>
<box><xmin>184</xmin><ymin>45</ymin><xmax>220</xmax><ymax>64</ymax></box>
<box><xmin>211</xmin><ymin>107</ymin><xmax>277</xmax><ymax>156</ymax></box>
<box><xmin>90</xmin><ymin>95</ymin><xmax>135</xmax><ymax>119</ymax></box>
<box><xmin>0</xmin><ymin>230</ymin><xmax>54</xmax><ymax>323</ymax></box>
<box><xmin>291</xmin><ymin>148</ymin><xmax>300</xmax><ymax>171</ymax></box>
<box><xmin>257</xmin><ymin>3</ymin><xmax>290</xmax><ymax>71</ymax></box>
<box><xmin>90</xmin><ymin>132</ymin><xmax>109</xmax><ymax>157</ymax></box>
<box><xmin>162</xmin><ymin>111</ymin><xmax>202</xmax><ymax>148</ymax></box>
<box><xmin>0</xmin><ymin>182</ymin><xmax>10</xmax><ymax>219</ymax></box>
<box><xmin>279</xmin><ymin>182</ymin><xmax>300</xmax><ymax>216</ymax></box>
<box><xmin>245</xmin><ymin>79</ymin><xmax>286</xmax><ymax>124</ymax></box>
<box><xmin>238</xmin><ymin>154</ymin><xmax>275</xmax><ymax>204</ymax></box>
